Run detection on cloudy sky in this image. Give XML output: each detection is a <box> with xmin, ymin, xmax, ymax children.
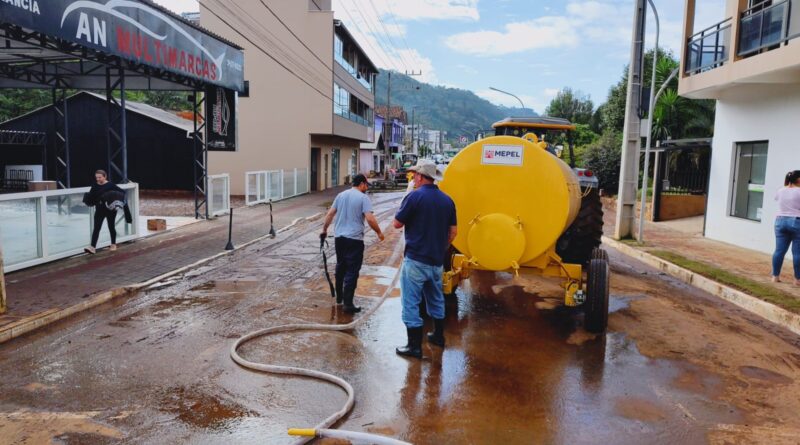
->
<box><xmin>155</xmin><ymin>0</ymin><xmax>726</xmax><ymax>113</ymax></box>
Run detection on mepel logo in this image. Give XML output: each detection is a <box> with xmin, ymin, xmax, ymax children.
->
<box><xmin>481</xmin><ymin>145</ymin><xmax>523</xmax><ymax>166</ymax></box>
<box><xmin>3</xmin><ymin>0</ymin><xmax>40</xmax><ymax>15</ymax></box>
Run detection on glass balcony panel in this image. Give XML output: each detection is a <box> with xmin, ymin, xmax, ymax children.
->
<box><xmin>0</xmin><ymin>198</ymin><xmax>40</xmax><ymax>265</ymax></box>
<box><xmin>739</xmin><ymin>14</ymin><xmax>761</xmax><ymax>54</ymax></box>
<box><xmin>46</xmin><ymin>193</ymin><xmax>91</xmax><ymax>256</ymax></box>
<box><xmin>685</xmin><ymin>19</ymin><xmax>731</xmax><ymax>74</ymax></box>
<box><xmin>761</xmin><ymin>3</ymin><xmax>787</xmax><ymax>47</ymax></box>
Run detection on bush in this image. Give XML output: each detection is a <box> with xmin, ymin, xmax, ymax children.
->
<box><xmin>583</xmin><ymin>130</ymin><xmax>622</xmax><ymax>195</ymax></box>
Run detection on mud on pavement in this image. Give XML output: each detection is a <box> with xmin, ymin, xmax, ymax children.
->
<box><xmin>0</xmin><ymin>192</ymin><xmax>799</xmax><ymax>444</ymax></box>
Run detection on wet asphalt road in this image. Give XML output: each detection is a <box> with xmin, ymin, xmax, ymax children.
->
<box><xmin>1</xmin><ymin>193</ymin><xmax>800</xmax><ymax>444</ymax></box>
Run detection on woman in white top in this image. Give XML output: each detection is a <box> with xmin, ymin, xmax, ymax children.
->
<box><xmin>772</xmin><ymin>170</ymin><xmax>800</xmax><ymax>286</ymax></box>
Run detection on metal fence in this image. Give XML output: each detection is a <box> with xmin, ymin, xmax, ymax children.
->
<box><xmin>207</xmin><ymin>174</ymin><xmax>230</xmax><ymax>217</ymax></box>
<box><xmin>0</xmin><ymin>183</ymin><xmax>139</xmax><ymax>273</ymax></box>
<box><xmin>738</xmin><ymin>0</ymin><xmax>799</xmax><ymax>56</ymax></box>
<box><xmin>685</xmin><ymin>18</ymin><xmax>732</xmax><ymax>74</ymax></box>
<box><xmin>245</xmin><ymin>168</ymin><xmax>309</xmax><ymax>206</ymax></box>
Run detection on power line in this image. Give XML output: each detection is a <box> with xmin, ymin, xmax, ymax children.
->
<box><xmin>257</xmin><ymin>0</ymin><xmax>331</xmax><ymax>71</ymax></box>
<box><xmin>200</xmin><ymin>1</ymin><xmax>334</xmax><ymax>102</ymax></box>
<box><xmin>253</xmin><ymin>1</ymin><xmax>374</xmax><ymax>95</ymax></box>
<box><xmin>379</xmin><ymin>0</ymin><xmax>422</xmax><ymax>69</ymax></box>
<box><xmin>345</xmin><ymin>0</ymin><xmax>405</xmax><ymax>71</ymax></box>
<box><xmin>335</xmin><ymin>1</ymin><xmax>398</xmax><ymax>70</ymax></box>
<box><xmin>362</xmin><ymin>0</ymin><xmax>416</xmax><ymax>70</ymax></box>
<box><xmin>223</xmin><ymin>1</ymin><xmax>331</xmax><ymax>89</ymax></box>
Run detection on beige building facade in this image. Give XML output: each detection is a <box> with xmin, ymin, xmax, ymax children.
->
<box><xmin>199</xmin><ymin>0</ymin><xmax>376</xmax><ymax>195</ymax></box>
<box><xmin>680</xmin><ymin>0</ymin><xmax>800</xmax><ymax>253</ymax></box>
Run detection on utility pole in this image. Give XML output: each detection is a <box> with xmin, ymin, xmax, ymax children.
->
<box><xmin>383</xmin><ymin>71</ymin><xmax>391</xmax><ymax>180</ymax></box>
<box><xmin>614</xmin><ymin>0</ymin><xmax>647</xmax><ymax>240</ymax></box>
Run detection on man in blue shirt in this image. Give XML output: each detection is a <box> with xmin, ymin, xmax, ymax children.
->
<box><xmin>321</xmin><ymin>174</ymin><xmax>384</xmax><ymax>313</ymax></box>
<box><xmin>393</xmin><ymin>161</ymin><xmax>457</xmax><ymax>358</ymax></box>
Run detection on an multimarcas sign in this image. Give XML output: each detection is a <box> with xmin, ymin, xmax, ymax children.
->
<box><xmin>0</xmin><ymin>0</ymin><xmax>244</xmax><ymax>91</ymax></box>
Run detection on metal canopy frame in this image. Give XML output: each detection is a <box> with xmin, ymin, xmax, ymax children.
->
<box><xmin>0</xmin><ymin>23</ymin><xmax>229</xmax><ymax>218</ymax></box>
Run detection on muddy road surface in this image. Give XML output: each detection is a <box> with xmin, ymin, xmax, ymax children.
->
<box><xmin>1</xmin><ymin>193</ymin><xmax>799</xmax><ymax>444</ymax></box>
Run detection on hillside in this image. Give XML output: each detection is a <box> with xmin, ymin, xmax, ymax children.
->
<box><xmin>374</xmin><ymin>70</ymin><xmax>536</xmax><ymax>142</ymax></box>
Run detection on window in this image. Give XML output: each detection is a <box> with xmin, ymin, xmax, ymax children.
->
<box><xmin>731</xmin><ymin>141</ymin><xmax>768</xmax><ymax>221</ymax></box>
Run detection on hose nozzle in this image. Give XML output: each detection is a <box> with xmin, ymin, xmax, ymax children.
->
<box><xmin>288</xmin><ymin>428</ymin><xmax>317</xmax><ymax>437</ymax></box>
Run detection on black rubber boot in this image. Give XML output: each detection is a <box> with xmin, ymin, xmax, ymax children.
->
<box><xmin>342</xmin><ymin>289</ymin><xmax>361</xmax><ymax>313</ymax></box>
<box><xmin>395</xmin><ymin>327</ymin><xmax>423</xmax><ymax>358</ymax></box>
<box><xmin>427</xmin><ymin>318</ymin><xmax>445</xmax><ymax>347</ymax></box>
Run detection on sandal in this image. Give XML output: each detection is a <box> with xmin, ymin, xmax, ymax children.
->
<box><xmin>84</xmin><ymin>247</ymin><xmax>96</xmax><ymax>255</ymax></box>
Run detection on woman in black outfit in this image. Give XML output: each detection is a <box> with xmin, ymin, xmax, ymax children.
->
<box><xmin>84</xmin><ymin>170</ymin><xmax>125</xmax><ymax>254</ymax></box>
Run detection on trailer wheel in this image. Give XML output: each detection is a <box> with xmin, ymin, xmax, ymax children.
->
<box><xmin>557</xmin><ymin>188</ymin><xmax>604</xmax><ymax>265</ymax></box>
<box><xmin>585</xmin><ymin>257</ymin><xmax>609</xmax><ymax>333</ymax></box>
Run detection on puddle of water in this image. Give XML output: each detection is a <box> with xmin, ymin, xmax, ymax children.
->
<box><xmin>159</xmin><ymin>386</ymin><xmax>257</xmax><ymax>430</ymax></box>
<box><xmin>739</xmin><ymin>366</ymin><xmax>794</xmax><ymax>385</ymax></box>
<box><xmin>358</xmin><ymin>266</ymin><xmax>400</xmax><ymax>287</ymax></box>
<box><xmin>190</xmin><ymin>280</ymin><xmax>264</xmax><ymax>294</ymax></box>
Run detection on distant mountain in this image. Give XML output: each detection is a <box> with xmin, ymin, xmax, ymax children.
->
<box><xmin>374</xmin><ymin>70</ymin><xmax>537</xmax><ymax>142</ymax></box>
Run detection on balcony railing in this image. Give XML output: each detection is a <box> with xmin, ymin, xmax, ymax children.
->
<box><xmin>738</xmin><ymin>0</ymin><xmax>799</xmax><ymax>56</ymax></box>
<box><xmin>685</xmin><ymin>18</ymin><xmax>732</xmax><ymax>75</ymax></box>
<box><xmin>334</xmin><ymin>53</ymin><xmax>373</xmax><ymax>91</ymax></box>
<box><xmin>335</xmin><ymin>108</ymin><xmax>371</xmax><ymax>127</ymax></box>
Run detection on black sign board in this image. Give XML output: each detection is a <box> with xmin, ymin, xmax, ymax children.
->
<box><xmin>0</xmin><ymin>0</ymin><xmax>244</xmax><ymax>91</ymax></box>
<box><xmin>205</xmin><ymin>85</ymin><xmax>237</xmax><ymax>151</ymax></box>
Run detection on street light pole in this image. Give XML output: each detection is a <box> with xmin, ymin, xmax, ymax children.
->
<box><xmin>637</xmin><ymin>0</ymin><xmax>660</xmax><ymax>242</ymax></box>
<box><xmin>489</xmin><ymin>86</ymin><xmax>526</xmax><ymax>110</ymax></box>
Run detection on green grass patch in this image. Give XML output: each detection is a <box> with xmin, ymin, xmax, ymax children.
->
<box><xmin>649</xmin><ymin>250</ymin><xmax>800</xmax><ymax>313</ymax></box>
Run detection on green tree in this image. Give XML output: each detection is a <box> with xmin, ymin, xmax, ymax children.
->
<box><xmin>545</xmin><ymin>87</ymin><xmax>594</xmax><ymax>125</ymax></box>
<box><xmin>583</xmin><ymin>130</ymin><xmax>623</xmax><ymax>194</ymax></box>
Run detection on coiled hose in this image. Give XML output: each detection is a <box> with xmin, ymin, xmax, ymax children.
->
<box><xmin>230</xmin><ymin>224</ymin><xmax>410</xmax><ymax>445</ymax></box>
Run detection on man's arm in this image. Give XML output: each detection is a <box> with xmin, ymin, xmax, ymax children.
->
<box><xmin>321</xmin><ymin>207</ymin><xmax>337</xmax><ymax>236</ymax></box>
<box><xmin>393</xmin><ymin>219</ymin><xmax>404</xmax><ymax>229</ymax></box>
<box><xmin>448</xmin><ymin>225</ymin><xmax>457</xmax><ymax>244</ymax></box>
<box><xmin>365</xmin><ymin>212</ymin><xmax>385</xmax><ymax>241</ymax></box>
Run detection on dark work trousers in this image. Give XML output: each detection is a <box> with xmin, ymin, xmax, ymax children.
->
<box><xmin>91</xmin><ymin>206</ymin><xmax>118</xmax><ymax>248</ymax></box>
<box><xmin>334</xmin><ymin>236</ymin><xmax>365</xmax><ymax>306</ymax></box>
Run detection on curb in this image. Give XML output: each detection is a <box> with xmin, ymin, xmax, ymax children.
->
<box><xmin>602</xmin><ymin>236</ymin><xmax>800</xmax><ymax>337</ymax></box>
<box><xmin>0</xmin><ymin>212</ymin><xmax>324</xmax><ymax>345</ymax></box>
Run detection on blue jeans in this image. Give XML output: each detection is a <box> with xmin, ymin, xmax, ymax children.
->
<box><xmin>400</xmin><ymin>257</ymin><xmax>445</xmax><ymax>328</ymax></box>
<box><xmin>772</xmin><ymin>216</ymin><xmax>800</xmax><ymax>279</ymax></box>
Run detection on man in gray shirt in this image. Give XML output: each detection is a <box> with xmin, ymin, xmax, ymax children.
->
<box><xmin>321</xmin><ymin>174</ymin><xmax>384</xmax><ymax>313</ymax></box>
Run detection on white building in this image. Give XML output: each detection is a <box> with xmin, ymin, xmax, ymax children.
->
<box><xmin>679</xmin><ymin>0</ymin><xmax>800</xmax><ymax>254</ymax></box>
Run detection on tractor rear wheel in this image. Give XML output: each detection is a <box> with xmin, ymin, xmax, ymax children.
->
<box><xmin>591</xmin><ymin>247</ymin><xmax>609</xmax><ymax>261</ymax></box>
<box><xmin>585</xmin><ymin>257</ymin><xmax>609</xmax><ymax>333</ymax></box>
<box><xmin>557</xmin><ymin>188</ymin><xmax>604</xmax><ymax>265</ymax></box>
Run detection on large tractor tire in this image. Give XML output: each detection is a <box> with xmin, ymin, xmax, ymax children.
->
<box><xmin>556</xmin><ymin>187</ymin><xmax>604</xmax><ymax>265</ymax></box>
<box><xmin>584</xmin><ymin>257</ymin><xmax>610</xmax><ymax>333</ymax></box>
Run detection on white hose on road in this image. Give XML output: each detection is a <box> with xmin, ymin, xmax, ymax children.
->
<box><xmin>230</xmin><ymin>221</ymin><xmax>410</xmax><ymax>445</ymax></box>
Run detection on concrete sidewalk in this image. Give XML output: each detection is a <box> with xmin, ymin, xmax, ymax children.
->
<box><xmin>602</xmin><ymin>199</ymin><xmax>799</xmax><ymax>316</ymax></box>
<box><xmin>0</xmin><ymin>187</ymin><xmax>347</xmax><ymax>339</ymax></box>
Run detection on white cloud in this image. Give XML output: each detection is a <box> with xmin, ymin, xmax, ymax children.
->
<box><xmin>445</xmin><ymin>17</ymin><xmax>579</xmax><ymax>56</ymax></box>
<box><xmin>152</xmin><ymin>0</ymin><xmax>198</xmax><ymax>14</ymax></box>
<box><xmin>397</xmin><ymin>49</ymin><xmax>438</xmax><ymax>83</ymax></box>
<box><xmin>475</xmin><ymin>89</ymin><xmax>546</xmax><ymax>113</ymax></box>
<box><xmin>444</xmin><ymin>0</ymin><xmax>685</xmax><ymax>57</ymax></box>
<box><xmin>543</xmin><ymin>88</ymin><xmax>560</xmax><ymax>98</ymax></box>
<box><xmin>381</xmin><ymin>0</ymin><xmax>479</xmax><ymax>21</ymax></box>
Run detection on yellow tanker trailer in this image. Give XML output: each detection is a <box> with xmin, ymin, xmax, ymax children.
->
<box><xmin>439</xmin><ymin>130</ymin><xmax>610</xmax><ymax>332</ymax></box>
